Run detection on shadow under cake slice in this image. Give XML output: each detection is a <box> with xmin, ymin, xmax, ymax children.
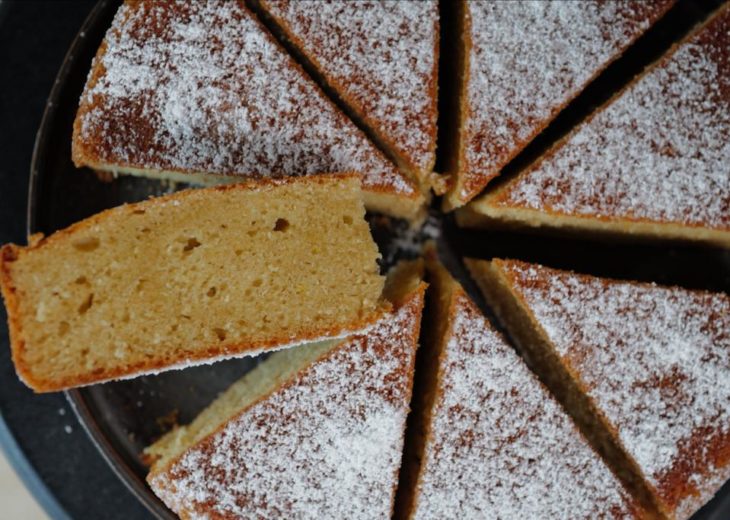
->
<box><xmin>468</xmin><ymin>258</ymin><xmax>730</xmax><ymax>520</ymax></box>
<box><xmin>72</xmin><ymin>0</ymin><xmax>426</xmax><ymax>220</ymax></box>
<box><xmin>0</xmin><ymin>175</ymin><xmax>386</xmax><ymax>392</ymax></box>
<box><xmin>395</xmin><ymin>254</ymin><xmax>644</xmax><ymax>519</ymax></box>
<box><xmin>460</xmin><ymin>4</ymin><xmax>729</xmax><ymax>246</ymax></box>
<box><xmin>145</xmin><ymin>262</ymin><xmax>426</xmax><ymax>519</ymax></box>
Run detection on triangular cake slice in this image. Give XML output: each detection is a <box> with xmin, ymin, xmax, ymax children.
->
<box><xmin>444</xmin><ymin>0</ymin><xmax>673</xmax><ymax>209</ymax></box>
<box><xmin>460</xmin><ymin>5</ymin><xmax>729</xmax><ymax>246</ymax></box>
<box><xmin>145</xmin><ymin>263</ymin><xmax>426</xmax><ymax>519</ymax></box>
<box><xmin>396</xmin><ymin>255</ymin><xmax>643</xmax><ymax>518</ymax></box>
<box><xmin>0</xmin><ymin>175</ymin><xmax>386</xmax><ymax>392</ymax></box>
<box><xmin>72</xmin><ymin>0</ymin><xmax>425</xmax><ymax>220</ymax></box>
<box><xmin>468</xmin><ymin>258</ymin><xmax>730</xmax><ymax>519</ymax></box>
<box><xmin>255</xmin><ymin>0</ymin><xmax>439</xmax><ymax>184</ymax></box>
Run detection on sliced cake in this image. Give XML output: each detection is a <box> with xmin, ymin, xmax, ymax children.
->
<box><xmin>444</xmin><ymin>0</ymin><xmax>674</xmax><ymax>209</ymax></box>
<box><xmin>145</xmin><ymin>262</ymin><xmax>426</xmax><ymax>519</ymax></box>
<box><xmin>468</xmin><ymin>258</ymin><xmax>730</xmax><ymax>519</ymax></box>
<box><xmin>0</xmin><ymin>175</ymin><xmax>386</xmax><ymax>392</ymax></box>
<box><xmin>460</xmin><ymin>5</ymin><xmax>729</xmax><ymax>246</ymax></box>
<box><xmin>72</xmin><ymin>0</ymin><xmax>425</xmax><ymax>220</ymax></box>
<box><xmin>396</xmin><ymin>255</ymin><xmax>643</xmax><ymax>519</ymax></box>
<box><xmin>255</xmin><ymin>0</ymin><xmax>439</xmax><ymax>184</ymax></box>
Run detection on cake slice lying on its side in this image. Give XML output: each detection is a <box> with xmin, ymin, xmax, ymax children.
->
<box><xmin>0</xmin><ymin>175</ymin><xmax>386</xmax><ymax>392</ymax></box>
<box><xmin>459</xmin><ymin>5</ymin><xmax>729</xmax><ymax>246</ymax></box>
<box><xmin>145</xmin><ymin>262</ymin><xmax>426</xmax><ymax>519</ymax></box>
<box><xmin>468</xmin><ymin>258</ymin><xmax>730</xmax><ymax>520</ymax></box>
<box><xmin>255</xmin><ymin>0</ymin><xmax>439</xmax><ymax>185</ymax></box>
<box><xmin>72</xmin><ymin>0</ymin><xmax>426</xmax><ymax>220</ymax></box>
<box><xmin>395</xmin><ymin>254</ymin><xmax>644</xmax><ymax>519</ymax></box>
<box><xmin>444</xmin><ymin>0</ymin><xmax>674</xmax><ymax>209</ymax></box>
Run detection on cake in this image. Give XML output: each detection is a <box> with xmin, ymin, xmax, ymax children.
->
<box><xmin>396</xmin><ymin>253</ymin><xmax>643</xmax><ymax>519</ymax></box>
<box><xmin>444</xmin><ymin>0</ymin><xmax>674</xmax><ymax>209</ymax></box>
<box><xmin>459</xmin><ymin>5</ymin><xmax>729</xmax><ymax>246</ymax></box>
<box><xmin>145</xmin><ymin>262</ymin><xmax>426</xmax><ymax>519</ymax></box>
<box><xmin>72</xmin><ymin>0</ymin><xmax>426</xmax><ymax>220</ymax></box>
<box><xmin>254</xmin><ymin>0</ymin><xmax>439</xmax><ymax>185</ymax></box>
<box><xmin>468</xmin><ymin>258</ymin><xmax>730</xmax><ymax>519</ymax></box>
<box><xmin>0</xmin><ymin>175</ymin><xmax>386</xmax><ymax>392</ymax></box>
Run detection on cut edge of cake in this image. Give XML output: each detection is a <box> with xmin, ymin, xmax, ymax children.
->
<box><xmin>466</xmin><ymin>257</ymin><xmax>686</xmax><ymax>519</ymax></box>
<box><xmin>145</xmin><ymin>259</ymin><xmax>427</xmax><ymax>517</ymax></box>
<box><xmin>0</xmin><ymin>174</ymin><xmax>389</xmax><ymax>392</ymax></box>
<box><xmin>458</xmin><ymin>4</ymin><xmax>729</xmax><ymax>246</ymax></box>
<box><xmin>443</xmin><ymin>0</ymin><xmax>676</xmax><ymax>211</ymax></box>
<box><xmin>252</xmin><ymin>0</ymin><xmax>440</xmax><ymax>187</ymax></box>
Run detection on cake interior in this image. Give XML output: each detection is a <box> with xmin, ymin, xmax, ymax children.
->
<box><xmin>1</xmin><ymin>176</ymin><xmax>384</xmax><ymax>391</ymax></box>
<box><xmin>465</xmin><ymin>258</ymin><xmax>666</xmax><ymax>518</ymax></box>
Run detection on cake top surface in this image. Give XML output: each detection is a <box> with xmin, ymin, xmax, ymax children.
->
<box><xmin>497</xmin><ymin>259</ymin><xmax>730</xmax><ymax>514</ymax></box>
<box><xmin>74</xmin><ymin>0</ymin><xmax>415</xmax><ymax>196</ymax></box>
<box><xmin>490</xmin><ymin>7</ymin><xmax>730</xmax><ymax>230</ymax></box>
<box><xmin>457</xmin><ymin>0</ymin><xmax>672</xmax><ymax>203</ymax></box>
<box><xmin>148</xmin><ymin>285</ymin><xmax>424</xmax><ymax>519</ymax></box>
<box><xmin>262</xmin><ymin>0</ymin><xmax>438</xmax><ymax>173</ymax></box>
<box><xmin>413</xmin><ymin>286</ymin><xmax>637</xmax><ymax>518</ymax></box>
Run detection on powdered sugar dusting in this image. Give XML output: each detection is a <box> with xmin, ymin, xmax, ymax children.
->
<box><xmin>77</xmin><ymin>0</ymin><xmax>415</xmax><ymax>196</ymax></box>
<box><xmin>502</xmin><ymin>260</ymin><xmax>730</xmax><ymax>510</ymax></box>
<box><xmin>413</xmin><ymin>291</ymin><xmax>636</xmax><ymax>518</ymax></box>
<box><xmin>499</xmin><ymin>9</ymin><xmax>729</xmax><ymax>229</ymax></box>
<box><xmin>149</xmin><ymin>290</ymin><xmax>423</xmax><ymax>519</ymax></box>
<box><xmin>460</xmin><ymin>0</ymin><xmax>670</xmax><ymax>201</ymax></box>
<box><xmin>263</xmin><ymin>0</ymin><xmax>438</xmax><ymax>172</ymax></box>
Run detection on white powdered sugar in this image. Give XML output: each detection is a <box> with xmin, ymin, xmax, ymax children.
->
<box><xmin>413</xmin><ymin>291</ymin><xmax>635</xmax><ymax>518</ymax></box>
<box><xmin>78</xmin><ymin>0</ymin><xmax>415</xmax><ymax>196</ymax></box>
<box><xmin>503</xmin><ymin>261</ymin><xmax>730</xmax><ymax>507</ymax></box>
<box><xmin>461</xmin><ymin>0</ymin><xmax>670</xmax><ymax>200</ymax></box>
<box><xmin>262</xmin><ymin>0</ymin><xmax>438</xmax><ymax>172</ymax></box>
<box><xmin>500</xmin><ymin>10</ymin><xmax>729</xmax><ymax>229</ymax></box>
<box><xmin>150</xmin><ymin>293</ymin><xmax>422</xmax><ymax>519</ymax></box>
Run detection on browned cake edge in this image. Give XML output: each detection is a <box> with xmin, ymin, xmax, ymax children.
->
<box><xmin>145</xmin><ymin>261</ymin><xmax>427</xmax><ymax>513</ymax></box>
<box><xmin>444</xmin><ymin>0</ymin><xmax>676</xmax><ymax>211</ymax></box>
<box><xmin>252</xmin><ymin>0</ymin><xmax>439</xmax><ymax>187</ymax></box>
<box><xmin>465</xmin><ymin>258</ymin><xmax>670</xmax><ymax>519</ymax></box>
<box><xmin>456</xmin><ymin>204</ymin><xmax>730</xmax><ymax>248</ymax></box>
<box><xmin>460</xmin><ymin>3</ymin><xmax>729</xmax><ymax>243</ymax></box>
<box><xmin>393</xmin><ymin>246</ymin><xmax>458</xmax><ymax>520</ymax></box>
<box><xmin>0</xmin><ymin>174</ymin><xmax>390</xmax><ymax>393</ymax></box>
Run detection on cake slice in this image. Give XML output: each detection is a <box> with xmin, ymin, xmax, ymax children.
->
<box><xmin>460</xmin><ymin>5</ymin><xmax>729</xmax><ymax>246</ymax></box>
<box><xmin>72</xmin><ymin>0</ymin><xmax>425</xmax><ymax>220</ymax></box>
<box><xmin>145</xmin><ymin>262</ymin><xmax>426</xmax><ymax>519</ymax></box>
<box><xmin>255</xmin><ymin>0</ymin><xmax>439</xmax><ymax>184</ymax></box>
<box><xmin>468</xmin><ymin>258</ymin><xmax>730</xmax><ymax>519</ymax></box>
<box><xmin>0</xmin><ymin>175</ymin><xmax>386</xmax><ymax>392</ymax></box>
<box><xmin>396</xmin><ymin>254</ymin><xmax>643</xmax><ymax>519</ymax></box>
<box><xmin>444</xmin><ymin>0</ymin><xmax>673</xmax><ymax>209</ymax></box>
